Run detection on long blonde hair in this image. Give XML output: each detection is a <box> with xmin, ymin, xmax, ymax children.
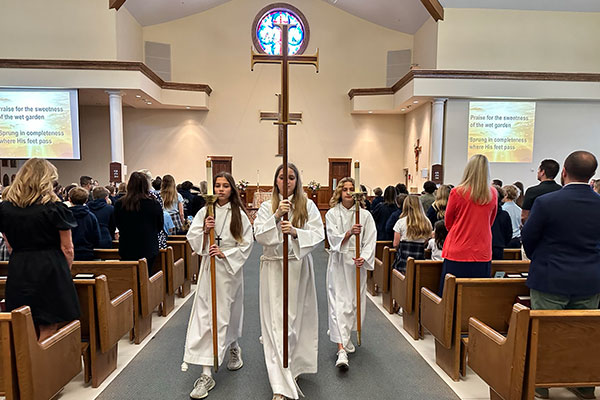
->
<box><xmin>160</xmin><ymin>174</ymin><xmax>178</xmax><ymax>209</ymax></box>
<box><xmin>329</xmin><ymin>177</ymin><xmax>365</xmax><ymax>209</ymax></box>
<box><xmin>399</xmin><ymin>195</ymin><xmax>432</xmax><ymax>240</ymax></box>
<box><xmin>2</xmin><ymin>158</ymin><xmax>59</xmax><ymax>207</ymax></box>
<box><xmin>271</xmin><ymin>163</ymin><xmax>308</xmax><ymax>228</ymax></box>
<box><xmin>457</xmin><ymin>154</ymin><xmax>492</xmax><ymax>205</ymax></box>
<box><xmin>432</xmin><ymin>184</ymin><xmax>450</xmax><ymax>219</ymax></box>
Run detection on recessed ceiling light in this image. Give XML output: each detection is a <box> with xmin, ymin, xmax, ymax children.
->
<box><xmin>368</xmin><ymin>111</ymin><xmax>373</xmax><ymax>114</ymax></box>
<box><xmin>401</xmin><ymin>108</ymin><xmax>406</xmax><ymax>111</ymax></box>
<box><xmin>413</xmin><ymin>100</ymin><xmax>419</xmax><ymax>104</ymax></box>
<box><xmin>135</xmin><ymin>95</ymin><xmax>141</xmax><ymax>98</ymax></box>
<box><xmin>147</xmin><ymin>102</ymin><xmax>152</xmax><ymax>105</ymax></box>
<box><xmin>186</xmin><ymin>106</ymin><xmax>191</xmax><ymax>109</ymax></box>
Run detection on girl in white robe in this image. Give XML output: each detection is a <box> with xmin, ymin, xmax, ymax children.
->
<box><xmin>325</xmin><ymin>177</ymin><xmax>376</xmax><ymax>369</ymax></box>
<box><xmin>183</xmin><ymin>172</ymin><xmax>254</xmax><ymax>399</ymax></box>
<box><xmin>254</xmin><ymin>163</ymin><xmax>324</xmax><ymax>400</ymax></box>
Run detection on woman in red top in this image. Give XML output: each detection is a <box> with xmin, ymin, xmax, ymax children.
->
<box><xmin>439</xmin><ymin>154</ymin><xmax>497</xmax><ymax>294</ymax></box>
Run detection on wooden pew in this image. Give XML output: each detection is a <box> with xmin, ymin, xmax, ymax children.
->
<box><xmin>503</xmin><ymin>248</ymin><xmax>522</xmax><ymax>260</ymax></box>
<box><xmin>368</xmin><ymin>241</ymin><xmax>392</xmax><ymax>295</ymax></box>
<box><xmin>0</xmin><ymin>306</ymin><xmax>81</xmax><ymax>400</ymax></box>
<box><xmin>73</xmin><ymin>259</ymin><xmax>163</xmax><ymax>344</ymax></box>
<box><xmin>468</xmin><ymin>305</ymin><xmax>600</xmax><ymax>400</ymax></box>
<box><xmin>379</xmin><ymin>247</ymin><xmax>398</xmax><ymax>313</ymax></box>
<box><xmin>166</xmin><ymin>239</ymin><xmax>199</xmax><ymax>296</ymax></box>
<box><xmin>420</xmin><ymin>275</ymin><xmax>529</xmax><ymax>381</ymax></box>
<box><xmin>158</xmin><ymin>247</ymin><xmax>185</xmax><ymax>316</ymax></box>
<box><xmin>74</xmin><ymin>275</ymin><xmax>134</xmax><ymax>388</ymax></box>
<box><xmin>392</xmin><ymin>259</ymin><xmax>530</xmax><ymax>340</ymax></box>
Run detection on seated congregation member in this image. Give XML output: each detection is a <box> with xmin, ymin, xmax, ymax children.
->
<box><xmin>183</xmin><ymin>172</ymin><xmax>254</xmax><ymax>399</ymax></box>
<box><xmin>521</xmin><ymin>159</ymin><xmax>561</xmax><ymax>224</ymax></box>
<box><xmin>384</xmin><ymin>193</ymin><xmax>408</xmax><ymax>242</ymax></box>
<box><xmin>88</xmin><ymin>186</ymin><xmax>117</xmax><ymax>248</ymax></box>
<box><xmin>426</xmin><ymin>220</ymin><xmax>447</xmax><ymax>261</ymax></box>
<box><xmin>325</xmin><ymin>178</ymin><xmax>376</xmax><ymax>370</ymax></box>
<box><xmin>69</xmin><ymin>187</ymin><xmax>101</xmax><ymax>261</ymax></box>
<box><xmin>522</xmin><ymin>151</ymin><xmax>600</xmax><ymax>400</ymax></box>
<box><xmin>114</xmin><ymin>172</ymin><xmax>164</xmax><ymax>272</ymax></box>
<box><xmin>420</xmin><ymin>180</ymin><xmax>437</xmax><ymax>212</ymax></box>
<box><xmin>501</xmin><ymin>184</ymin><xmax>522</xmax><ymax>248</ymax></box>
<box><xmin>426</xmin><ymin>184</ymin><xmax>450</xmax><ymax>226</ymax></box>
<box><xmin>491</xmin><ymin>186</ymin><xmax>512</xmax><ymax>260</ymax></box>
<box><xmin>370</xmin><ymin>187</ymin><xmax>383</xmax><ymax>210</ymax></box>
<box><xmin>161</xmin><ymin>175</ymin><xmax>185</xmax><ymax>234</ymax></box>
<box><xmin>254</xmin><ymin>163</ymin><xmax>324</xmax><ymax>400</ymax></box>
<box><xmin>440</xmin><ymin>155</ymin><xmax>497</xmax><ymax>294</ymax></box>
<box><xmin>391</xmin><ymin>195</ymin><xmax>432</xmax><ymax>272</ymax></box>
<box><xmin>371</xmin><ymin>185</ymin><xmax>398</xmax><ymax>241</ymax></box>
<box><xmin>0</xmin><ymin>158</ymin><xmax>79</xmax><ymax>341</ymax></box>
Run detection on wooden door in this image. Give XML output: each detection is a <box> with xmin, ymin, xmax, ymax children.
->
<box><xmin>209</xmin><ymin>156</ymin><xmax>232</xmax><ymax>179</ymax></box>
<box><xmin>328</xmin><ymin>158</ymin><xmax>352</xmax><ymax>198</ymax></box>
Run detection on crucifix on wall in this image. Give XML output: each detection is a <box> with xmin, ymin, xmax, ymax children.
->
<box><xmin>259</xmin><ymin>94</ymin><xmax>302</xmax><ymax>156</ymax></box>
<box><xmin>414</xmin><ymin>139</ymin><xmax>422</xmax><ymax>172</ymax></box>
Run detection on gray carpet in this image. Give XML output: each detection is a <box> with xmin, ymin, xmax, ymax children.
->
<box><xmin>97</xmin><ymin>244</ymin><xmax>459</xmax><ymax>400</ymax></box>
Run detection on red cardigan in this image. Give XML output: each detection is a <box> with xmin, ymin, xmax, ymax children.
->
<box><xmin>442</xmin><ymin>187</ymin><xmax>497</xmax><ymax>262</ymax></box>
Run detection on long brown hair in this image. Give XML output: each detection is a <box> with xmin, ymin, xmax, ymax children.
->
<box><xmin>160</xmin><ymin>174</ymin><xmax>178</xmax><ymax>209</ymax></box>
<box><xmin>329</xmin><ymin>177</ymin><xmax>365</xmax><ymax>209</ymax></box>
<box><xmin>271</xmin><ymin>163</ymin><xmax>308</xmax><ymax>228</ymax></box>
<box><xmin>212</xmin><ymin>172</ymin><xmax>247</xmax><ymax>243</ymax></box>
<box><xmin>120</xmin><ymin>172</ymin><xmax>151</xmax><ymax>211</ymax></box>
<box><xmin>432</xmin><ymin>184</ymin><xmax>450</xmax><ymax>219</ymax></box>
<box><xmin>3</xmin><ymin>158</ymin><xmax>59</xmax><ymax>207</ymax></box>
<box><xmin>399</xmin><ymin>195</ymin><xmax>432</xmax><ymax>240</ymax></box>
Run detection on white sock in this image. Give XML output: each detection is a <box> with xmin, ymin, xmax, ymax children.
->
<box><xmin>202</xmin><ymin>365</ymin><xmax>212</xmax><ymax>377</ymax></box>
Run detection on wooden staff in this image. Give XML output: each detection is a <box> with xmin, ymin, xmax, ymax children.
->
<box><xmin>205</xmin><ymin>159</ymin><xmax>219</xmax><ymax>372</ymax></box>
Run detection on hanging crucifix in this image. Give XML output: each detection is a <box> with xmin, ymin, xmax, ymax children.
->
<box><xmin>414</xmin><ymin>139</ymin><xmax>422</xmax><ymax>172</ymax></box>
<box><xmin>251</xmin><ymin>23</ymin><xmax>319</xmax><ymax>369</ymax></box>
<box><xmin>259</xmin><ymin>94</ymin><xmax>302</xmax><ymax>156</ymax></box>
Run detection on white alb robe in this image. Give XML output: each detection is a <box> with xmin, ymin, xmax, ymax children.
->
<box><xmin>183</xmin><ymin>202</ymin><xmax>254</xmax><ymax>367</ymax></box>
<box><xmin>325</xmin><ymin>203</ymin><xmax>376</xmax><ymax>346</ymax></box>
<box><xmin>254</xmin><ymin>197</ymin><xmax>324</xmax><ymax>399</ymax></box>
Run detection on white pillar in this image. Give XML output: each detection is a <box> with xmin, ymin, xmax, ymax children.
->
<box><xmin>430</xmin><ymin>98</ymin><xmax>447</xmax><ymax>166</ymax></box>
<box><xmin>107</xmin><ymin>91</ymin><xmax>125</xmax><ymax>165</ymax></box>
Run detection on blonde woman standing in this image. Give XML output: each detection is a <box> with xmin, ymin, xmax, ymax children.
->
<box><xmin>0</xmin><ymin>158</ymin><xmax>79</xmax><ymax>341</ymax></box>
<box><xmin>254</xmin><ymin>163</ymin><xmax>324</xmax><ymax>400</ymax></box>
<box><xmin>325</xmin><ymin>177</ymin><xmax>376</xmax><ymax>370</ymax></box>
<box><xmin>392</xmin><ymin>195</ymin><xmax>432</xmax><ymax>272</ymax></box>
<box><xmin>161</xmin><ymin>174</ymin><xmax>185</xmax><ymax>234</ymax></box>
<box><xmin>440</xmin><ymin>154</ymin><xmax>497</xmax><ymax>293</ymax></box>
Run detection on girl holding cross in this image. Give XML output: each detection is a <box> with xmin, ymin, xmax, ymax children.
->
<box><xmin>254</xmin><ymin>163</ymin><xmax>324</xmax><ymax>400</ymax></box>
<box><xmin>183</xmin><ymin>172</ymin><xmax>254</xmax><ymax>399</ymax></box>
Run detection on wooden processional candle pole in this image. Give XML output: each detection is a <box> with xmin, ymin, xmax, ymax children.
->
<box><xmin>205</xmin><ymin>158</ymin><xmax>219</xmax><ymax>371</ymax></box>
<box><xmin>354</xmin><ymin>161</ymin><xmax>362</xmax><ymax>346</ymax></box>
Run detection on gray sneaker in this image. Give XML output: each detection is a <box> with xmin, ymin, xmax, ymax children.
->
<box><xmin>345</xmin><ymin>340</ymin><xmax>356</xmax><ymax>354</ymax></box>
<box><xmin>227</xmin><ymin>346</ymin><xmax>244</xmax><ymax>371</ymax></box>
<box><xmin>190</xmin><ymin>374</ymin><xmax>215</xmax><ymax>399</ymax></box>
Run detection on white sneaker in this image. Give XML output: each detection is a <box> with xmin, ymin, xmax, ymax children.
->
<box><xmin>345</xmin><ymin>340</ymin><xmax>356</xmax><ymax>354</ymax></box>
<box><xmin>335</xmin><ymin>349</ymin><xmax>349</xmax><ymax>370</ymax></box>
<box><xmin>190</xmin><ymin>374</ymin><xmax>215</xmax><ymax>399</ymax></box>
<box><xmin>227</xmin><ymin>346</ymin><xmax>243</xmax><ymax>371</ymax></box>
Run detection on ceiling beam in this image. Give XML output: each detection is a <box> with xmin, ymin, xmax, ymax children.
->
<box><xmin>420</xmin><ymin>0</ymin><xmax>444</xmax><ymax>21</ymax></box>
<box><xmin>109</xmin><ymin>0</ymin><xmax>126</xmax><ymax>11</ymax></box>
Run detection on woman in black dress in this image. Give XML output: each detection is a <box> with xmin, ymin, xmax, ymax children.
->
<box><xmin>114</xmin><ymin>172</ymin><xmax>164</xmax><ymax>272</ymax></box>
<box><xmin>0</xmin><ymin>158</ymin><xmax>79</xmax><ymax>341</ymax></box>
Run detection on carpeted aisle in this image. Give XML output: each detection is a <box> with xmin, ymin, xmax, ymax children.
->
<box><xmin>97</xmin><ymin>244</ymin><xmax>459</xmax><ymax>400</ymax></box>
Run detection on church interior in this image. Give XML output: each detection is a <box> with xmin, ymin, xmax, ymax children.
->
<box><xmin>1</xmin><ymin>0</ymin><xmax>600</xmax><ymax>399</ymax></box>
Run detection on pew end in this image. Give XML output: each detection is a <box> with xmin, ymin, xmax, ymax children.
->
<box><xmin>420</xmin><ymin>274</ymin><xmax>456</xmax><ymax>349</ymax></box>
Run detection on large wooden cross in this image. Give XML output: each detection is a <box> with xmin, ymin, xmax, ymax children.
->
<box><xmin>251</xmin><ymin>23</ymin><xmax>318</xmax><ymax>369</ymax></box>
<box><xmin>259</xmin><ymin>94</ymin><xmax>302</xmax><ymax>156</ymax></box>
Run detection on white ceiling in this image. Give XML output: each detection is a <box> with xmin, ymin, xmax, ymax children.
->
<box><xmin>439</xmin><ymin>0</ymin><xmax>600</xmax><ymax>13</ymax></box>
<box><xmin>125</xmin><ymin>0</ymin><xmax>231</xmax><ymax>27</ymax></box>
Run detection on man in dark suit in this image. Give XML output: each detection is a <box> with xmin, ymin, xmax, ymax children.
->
<box><xmin>522</xmin><ymin>150</ymin><xmax>600</xmax><ymax>400</ymax></box>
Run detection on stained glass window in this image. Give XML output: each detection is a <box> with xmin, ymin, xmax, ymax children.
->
<box><xmin>252</xmin><ymin>4</ymin><xmax>310</xmax><ymax>56</ymax></box>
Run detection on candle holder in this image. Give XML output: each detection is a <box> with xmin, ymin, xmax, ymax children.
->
<box><xmin>203</xmin><ymin>194</ymin><xmax>218</xmax><ymax>217</ymax></box>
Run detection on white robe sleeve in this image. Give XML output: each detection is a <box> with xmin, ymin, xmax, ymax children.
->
<box><xmin>186</xmin><ymin>207</ymin><xmax>207</xmax><ymax>255</ymax></box>
<box><xmin>290</xmin><ymin>200</ymin><xmax>325</xmax><ymax>260</ymax></box>
<box><xmin>254</xmin><ymin>201</ymin><xmax>283</xmax><ymax>246</ymax></box>
<box><xmin>221</xmin><ymin>212</ymin><xmax>254</xmax><ymax>275</ymax></box>
<box><xmin>325</xmin><ymin>206</ymin><xmax>347</xmax><ymax>253</ymax></box>
<box><xmin>360</xmin><ymin>210</ymin><xmax>377</xmax><ymax>271</ymax></box>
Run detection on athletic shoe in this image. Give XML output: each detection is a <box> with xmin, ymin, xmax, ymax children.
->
<box><xmin>567</xmin><ymin>387</ymin><xmax>596</xmax><ymax>399</ymax></box>
<box><xmin>272</xmin><ymin>394</ymin><xmax>288</xmax><ymax>400</ymax></box>
<box><xmin>190</xmin><ymin>374</ymin><xmax>215</xmax><ymax>399</ymax></box>
<box><xmin>227</xmin><ymin>346</ymin><xmax>243</xmax><ymax>371</ymax></box>
<box><xmin>335</xmin><ymin>349</ymin><xmax>349</xmax><ymax>370</ymax></box>
<box><xmin>534</xmin><ymin>388</ymin><xmax>549</xmax><ymax>399</ymax></box>
<box><xmin>345</xmin><ymin>340</ymin><xmax>356</xmax><ymax>354</ymax></box>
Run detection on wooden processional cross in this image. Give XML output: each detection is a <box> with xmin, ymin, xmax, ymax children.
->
<box><xmin>251</xmin><ymin>23</ymin><xmax>319</xmax><ymax>368</ymax></box>
<box><xmin>259</xmin><ymin>94</ymin><xmax>302</xmax><ymax>156</ymax></box>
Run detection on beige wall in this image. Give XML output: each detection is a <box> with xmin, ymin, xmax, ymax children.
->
<box><xmin>403</xmin><ymin>104</ymin><xmax>431</xmax><ymax>192</ymax></box>
<box><xmin>413</xmin><ymin>18</ymin><xmax>438</xmax><ymax>69</ymax></box>
<box><xmin>116</xmin><ymin>7</ymin><xmax>143</xmax><ymax>62</ymax></box>
<box><xmin>437</xmin><ymin>8</ymin><xmax>600</xmax><ymax>73</ymax></box>
<box><xmin>0</xmin><ymin>0</ymin><xmax>118</xmax><ymax>60</ymax></box>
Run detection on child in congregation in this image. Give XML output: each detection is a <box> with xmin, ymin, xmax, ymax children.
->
<box><xmin>392</xmin><ymin>195</ymin><xmax>433</xmax><ymax>272</ymax></box>
<box><xmin>69</xmin><ymin>186</ymin><xmax>101</xmax><ymax>261</ymax></box>
<box><xmin>426</xmin><ymin>220</ymin><xmax>447</xmax><ymax>261</ymax></box>
<box><xmin>325</xmin><ymin>177</ymin><xmax>377</xmax><ymax>370</ymax></box>
<box><xmin>183</xmin><ymin>172</ymin><xmax>254</xmax><ymax>400</ymax></box>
